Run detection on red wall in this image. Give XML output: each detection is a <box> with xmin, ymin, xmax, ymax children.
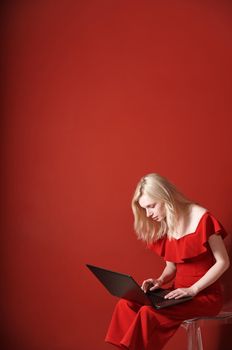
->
<box><xmin>1</xmin><ymin>1</ymin><xmax>232</xmax><ymax>349</ymax></box>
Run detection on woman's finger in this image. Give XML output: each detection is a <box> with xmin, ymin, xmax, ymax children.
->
<box><xmin>141</xmin><ymin>279</ymin><xmax>154</xmax><ymax>292</ymax></box>
<box><xmin>165</xmin><ymin>288</ymin><xmax>189</xmax><ymax>299</ymax></box>
<box><xmin>165</xmin><ymin>290</ymin><xmax>180</xmax><ymax>299</ymax></box>
<box><xmin>149</xmin><ymin>282</ymin><xmax>160</xmax><ymax>291</ymax></box>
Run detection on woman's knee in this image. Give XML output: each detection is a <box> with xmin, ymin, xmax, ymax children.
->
<box><xmin>116</xmin><ymin>298</ymin><xmax>142</xmax><ymax>311</ymax></box>
<box><xmin>139</xmin><ymin>305</ymin><xmax>156</xmax><ymax>316</ymax></box>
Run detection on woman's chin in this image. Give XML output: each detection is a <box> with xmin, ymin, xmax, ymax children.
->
<box><xmin>157</xmin><ymin>216</ymin><xmax>166</xmax><ymax>222</ymax></box>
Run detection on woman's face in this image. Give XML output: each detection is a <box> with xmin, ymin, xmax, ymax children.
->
<box><xmin>138</xmin><ymin>194</ymin><xmax>166</xmax><ymax>221</ymax></box>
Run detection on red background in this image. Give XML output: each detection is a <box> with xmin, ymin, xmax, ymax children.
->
<box><xmin>1</xmin><ymin>1</ymin><xmax>232</xmax><ymax>349</ymax></box>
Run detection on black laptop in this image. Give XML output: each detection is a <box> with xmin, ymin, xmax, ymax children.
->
<box><xmin>86</xmin><ymin>264</ymin><xmax>193</xmax><ymax>309</ymax></box>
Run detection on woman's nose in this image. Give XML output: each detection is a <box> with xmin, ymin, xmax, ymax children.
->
<box><xmin>146</xmin><ymin>208</ymin><xmax>152</xmax><ymax>217</ymax></box>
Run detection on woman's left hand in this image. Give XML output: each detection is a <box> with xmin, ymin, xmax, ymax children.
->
<box><xmin>164</xmin><ymin>286</ymin><xmax>198</xmax><ymax>299</ymax></box>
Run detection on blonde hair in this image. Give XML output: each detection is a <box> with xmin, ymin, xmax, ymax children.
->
<box><xmin>131</xmin><ymin>173</ymin><xmax>193</xmax><ymax>243</ymax></box>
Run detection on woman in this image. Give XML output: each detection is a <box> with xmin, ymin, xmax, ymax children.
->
<box><xmin>105</xmin><ymin>173</ymin><xmax>230</xmax><ymax>350</ymax></box>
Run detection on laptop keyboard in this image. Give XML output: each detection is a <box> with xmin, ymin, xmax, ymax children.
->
<box><xmin>147</xmin><ymin>289</ymin><xmax>191</xmax><ymax>308</ymax></box>
<box><xmin>148</xmin><ymin>289</ymin><xmax>170</xmax><ymax>297</ymax></box>
<box><xmin>146</xmin><ymin>289</ymin><xmax>168</xmax><ymax>305</ymax></box>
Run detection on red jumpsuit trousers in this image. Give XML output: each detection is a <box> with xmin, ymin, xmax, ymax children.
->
<box><xmin>105</xmin><ymin>288</ymin><xmax>222</xmax><ymax>350</ymax></box>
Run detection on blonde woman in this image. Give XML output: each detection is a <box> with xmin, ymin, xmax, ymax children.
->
<box><xmin>105</xmin><ymin>173</ymin><xmax>230</xmax><ymax>350</ymax></box>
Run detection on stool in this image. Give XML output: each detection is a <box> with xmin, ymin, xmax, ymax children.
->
<box><xmin>181</xmin><ymin>311</ymin><xmax>232</xmax><ymax>350</ymax></box>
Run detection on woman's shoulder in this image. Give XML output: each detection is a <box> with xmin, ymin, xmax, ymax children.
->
<box><xmin>175</xmin><ymin>204</ymin><xmax>208</xmax><ymax>237</ymax></box>
<box><xmin>188</xmin><ymin>205</ymin><xmax>227</xmax><ymax>241</ymax></box>
<box><xmin>189</xmin><ymin>204</ymin><xmax>208</xmax><ymax>224</ymax></box>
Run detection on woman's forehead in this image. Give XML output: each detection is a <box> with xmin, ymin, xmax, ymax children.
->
<box><xmin>138</xmin><ymin>194</ymin><xmax>155</xmax><ymax>208</ymax></box>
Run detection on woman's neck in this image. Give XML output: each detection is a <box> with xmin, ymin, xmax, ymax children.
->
<box><xmin>174</xmin><ymin>203</ymin><xmax>193</xmax><ymax>235</ymax></box>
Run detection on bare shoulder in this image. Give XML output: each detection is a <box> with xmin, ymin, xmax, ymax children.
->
<box><xmin>189</xmin><ymin>204</ymin><xmax>208</xmax><ymax>225</ymax></box>
<box><xmin>190</xmin><ymin>204</ymin><xmax>208</xmax><ymax>217</ymax></box>
<box><xmin>175</xmin><ymin>204</ymin><xmax>208</xmax><ymax>236</ymax></box>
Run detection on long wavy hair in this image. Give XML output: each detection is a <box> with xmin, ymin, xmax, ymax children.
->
<box><xmin>131</xmin><ymin>173</ymin><xmax>193</xmax><ymax>243</ymax></box>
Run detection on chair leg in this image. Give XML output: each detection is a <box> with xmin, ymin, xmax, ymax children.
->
<box><xmin>196</xmin><ymin>325</ymin><xmax>203</xmax><ymax>350</ymax></box>
<box><xmin>185</xmin><ymin>321</ymin><xmax>203</xmax><ymax>350</ymax></box>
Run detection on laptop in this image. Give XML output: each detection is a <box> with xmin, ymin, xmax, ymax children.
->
<box><xmin>86</xmin><ymin>264</ymin><xmax>193</xmax><ymax>309</ymax></box>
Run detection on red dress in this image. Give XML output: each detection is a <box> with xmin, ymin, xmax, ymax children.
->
<box><xmin>105</xmin><ymin>212</ymin><xmax>227</xmax><ymax>350</ymax></box>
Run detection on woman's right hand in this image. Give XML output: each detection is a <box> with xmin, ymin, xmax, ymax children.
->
<box><xmin>141</xmin><ymin>278</ymin><xmax>163</xmax><ymax>293</ymax></box>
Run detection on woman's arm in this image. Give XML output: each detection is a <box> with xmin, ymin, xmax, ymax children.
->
<box><xmin>141</xmin><ymin>261</ymin><xmax>176</xmax><ymax>292</ymax></box>
<box><xmin>191</xmin><ymin>234</ymin><xmax>230</xmax><ymax>293</ymax></box>
<box><xmin>165</xmin><ymin>234</ymin><xmax>230</xmax><ymax>299</ymax></box>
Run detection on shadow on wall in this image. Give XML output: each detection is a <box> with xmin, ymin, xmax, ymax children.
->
<box><xmin>199</xmin><ymin>321</ymin><xmax>232</xmax><ymax>350</ymax></box>
<box><xmin>217</xmin><ymin>324</ymin><xmax>232</xmax><ymax>350</ymax></box>
<box><xmin>221</xmin><ymin>231</ymin><xmax>232</xmax><ymax>310</ymax></box>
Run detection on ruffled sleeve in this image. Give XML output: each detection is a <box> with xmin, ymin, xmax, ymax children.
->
<box><xmin>148</xmin><ymin>212</ymin><xmax>227</xmax><ymax>263</ymax></box>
